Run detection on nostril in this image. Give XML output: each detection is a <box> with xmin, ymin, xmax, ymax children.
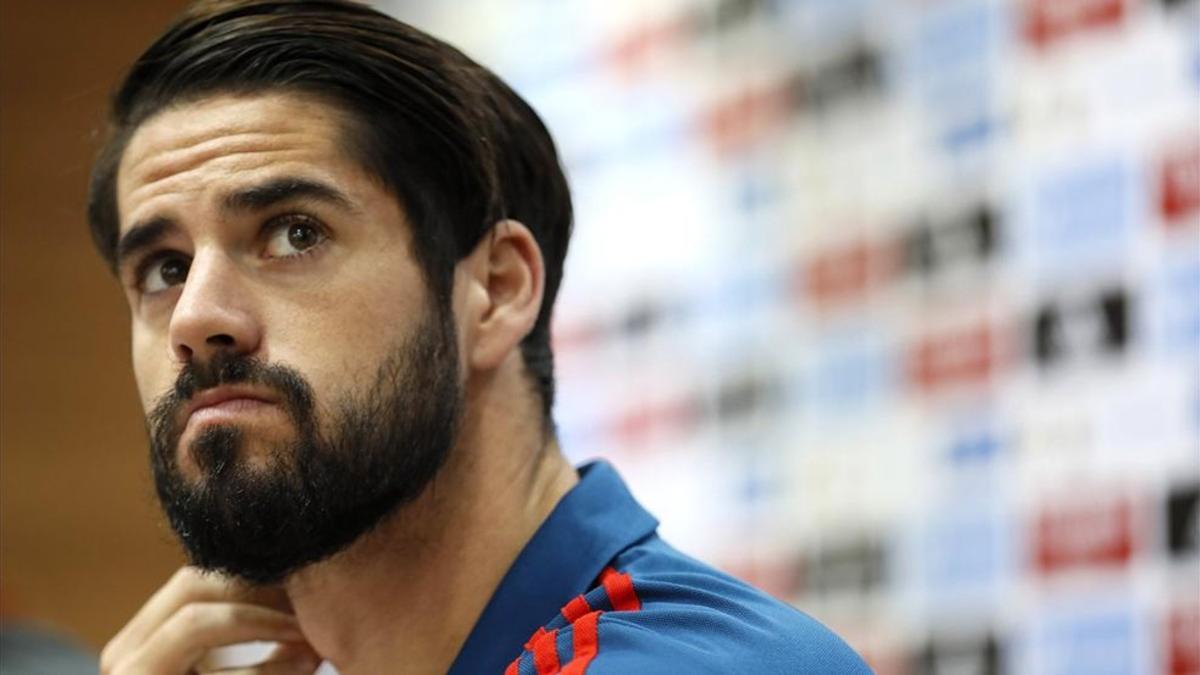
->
<box><xmin>206</xmin><ymin>334</ymin><xmax>235</xmax><ymax>347</ymax></box>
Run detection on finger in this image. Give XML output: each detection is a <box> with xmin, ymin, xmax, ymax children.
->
<box><xmin>127</xmin><ymin>602</ymin><xmax>305</xmax><ymax>674</ymax></box>
<box><xmin>107</xmin><ymin>568</ymin><xmax>290</xmax><ymax>663</ymax></box>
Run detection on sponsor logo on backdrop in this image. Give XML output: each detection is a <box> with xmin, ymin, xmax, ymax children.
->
<box><xmin>1030</xmin><ymin>160</ymin><xmax>1132</xmax><ymax>278</ymax></box>
<box><xmin>1166</xmin><ymin>481</ymin><xmax>1199</xmax><ymax>558</ymax></box>
<box><xmin>1034</xmin><ymin>496</ymin><xmax>1136</xmax><ymax>574</ymax></box>
<box><xmin>1160</xmin><ymin>142</ymin><xmax>1200</xmax><ymax>225</ymax></box>
<box><xmin>903</xmin><ymin>206</ymin><xmax>1000</xmax><ymax>278</ymax></box>
<box><xmin>1033</xmin><ymin>288</ymin><xmax>1132</xmax><ymax>368</ymax></box>
<box><xmin>1023</xmin><ymin>0</ymin><xmax>1128</xmax><ymax>48</ymax></box>
<box><xmin>906</xmin><ymin>0</ymin><xmax>1001</xmax><ymax>153</ymax></box>
<box><xmin>913</xmin><ymin>632</ymin><xmax>1003</xmax><ymax>675</ymax></box>
<box><xmin>907</xmin><ymin>322</ymin><xmax>1001</xmax><ymax>393</ymax></box>
<box><xmin>802</xmin><ymin>537</ymin><xmax>888</xmax><ymax>597</ymax></box>
<box><xmin>1030</xmin><ymin>606</ymin><xmax>1139</xmax><ymax>675</ymax></box>
<box><xmin>1168</xmin><ymin>603</ymin><xmax>1200</xmax><ymax>675</ymax></box>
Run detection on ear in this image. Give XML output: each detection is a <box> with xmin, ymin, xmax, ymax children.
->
<box><xmin>455</xmin><ymin>219</ymin><xmax>545</xmax><ymax>372</ymax></box>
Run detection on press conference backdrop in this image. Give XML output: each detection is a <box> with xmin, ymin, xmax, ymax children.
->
<box><xmin>0</xmin><ymin>0</ymin><xmax>1195</xmax><ymax>670</ymax></box>
<box><xmin>391</xmin><ymin>0</ymin><xmax>1200</xmax><ymax>673</ymax></box>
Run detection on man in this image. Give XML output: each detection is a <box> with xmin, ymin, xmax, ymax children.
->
<box><xmin>88</xmin><ymin>1</ymin><xmax>872</xmax><ymax>673</ymax></box>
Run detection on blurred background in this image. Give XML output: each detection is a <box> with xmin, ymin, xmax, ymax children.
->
<box><xmin>2</xmin><ymin>0</ymin><xmax>1198</xmax><ymax>673</ymax></box>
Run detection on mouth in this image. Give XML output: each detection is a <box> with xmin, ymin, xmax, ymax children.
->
<box><xmin>183</xmin><ymin>386</ymin><xmax>280</xmax><ymax>432</ymax></box>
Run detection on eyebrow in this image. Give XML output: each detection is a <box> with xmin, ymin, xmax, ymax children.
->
<box><xmin>221</xmin><ymin>176</ymin><xmax>356</xmax><ymax>213</ymax></box>
<box><xmin>115</xmin><ymin>176</ymin><xmax>356</xmax><ymax>272</ymax></box>
<box><xmin>116</xmin><ymin>216</ymin><xmax>176</xmax><ymax>272</ymax></box>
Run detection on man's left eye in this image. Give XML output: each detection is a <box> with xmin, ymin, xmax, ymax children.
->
<box><xmin>264</xmin><ymin>218</ymin><xmax>327</xmax><ymax>258</ymax></box>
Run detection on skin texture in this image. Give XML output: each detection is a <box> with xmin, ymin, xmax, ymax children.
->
<box><xmin>101</xmin><ymin>92</ymin><xmax>578</xmax><ymax>674</ymax></box>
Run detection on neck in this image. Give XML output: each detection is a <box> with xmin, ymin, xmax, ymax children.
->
<box><xmin>282</xmin><ymin>361</ymin><xmax>578</xmax><ymax>674</ymax></box>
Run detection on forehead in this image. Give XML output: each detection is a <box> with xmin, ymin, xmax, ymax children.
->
<box><xmin>117</xmin><ymin>92</ymin><xmax>362</xmax><ymax>235</ymax></box>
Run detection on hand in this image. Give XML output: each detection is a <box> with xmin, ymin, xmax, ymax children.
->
<box><xmin>100</xmin><ymin>566</ymin><xmax>321</xmax><ymax>674</ymax></box>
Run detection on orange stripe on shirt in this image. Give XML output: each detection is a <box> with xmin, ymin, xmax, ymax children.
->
<box><xmin>598</xmin><ymin>567</ymin><xmax>641</xmax><ymax>612</ymax></box>
<box><xmin>525</xmin><ymin>627</ymin><xmax>549</xmax><ymax>652</ymax></box>
<box><xmin>561</xmin><ymin>594</ymin><xmax>593</xmax><ymax>623</ymax></box>
<box><xmin>559</xmin><ymin>610</ymin><xmax>601</xmax><ymax>675</ymax></box>
<box><xmin>532</xmin><ymin>628</ymin><xmax>560</xmax><ymax>675</ymax></box>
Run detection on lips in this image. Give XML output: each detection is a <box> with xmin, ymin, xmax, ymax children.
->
<box><xmin>184</xmin><ymin>386</ymin><xmax>278</xmax><ymax>428</ymax></box>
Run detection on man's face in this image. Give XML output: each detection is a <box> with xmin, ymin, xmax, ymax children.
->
<box><xmin>116</xmin><ymin>92</ymin><xmax>463</xmax><ymax>583</ymax></box>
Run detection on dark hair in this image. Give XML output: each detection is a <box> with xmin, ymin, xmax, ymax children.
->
<box><xmin>88</xmin><ymin>0</ymin><xmax>573</xmax><ymax>424</ymax></box>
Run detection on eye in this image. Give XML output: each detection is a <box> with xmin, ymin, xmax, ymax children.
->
<box><xmin>140</xmin><ymin>255</ymin><xmax>190</xmax><ymax>294</ymax></box>
<box><xmin>264</xmin><ymin>216</ymin><xmax>328</xmax><ymax>258</ymax></box>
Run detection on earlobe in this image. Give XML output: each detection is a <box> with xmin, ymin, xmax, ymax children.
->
<box><xmin>466</xmin><ymin>219</ymin><xmax>545</xmax><ymax>372</ymax></box>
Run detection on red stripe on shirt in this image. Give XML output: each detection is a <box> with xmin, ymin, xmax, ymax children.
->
<box><xmin>561</xmin><ymin>594</ymin><xmax>593</xmax><ymax>623</ymax></box>
<box><xmin>598</xmin><ymin>567</ymin><xmax>641</xmax><ymax>612</ymax></box>
<box><xmin>524</xmin><ymin>627</ymin><xmax>549</xmax><ymax>652</ymax></box>
<box><xmin>559</xmin><ymin>610</ymin><xmax>601</xmax><ymax>675</ymax></box>
<box><xmin>504</xmin><ymin>656</ymin><xmax>520</xmax><ymax>675</ymax></box>
<box><xmin>533</xmin><ymin>628</ymin><xmax>560</xmax><ymax>675</ymax></box>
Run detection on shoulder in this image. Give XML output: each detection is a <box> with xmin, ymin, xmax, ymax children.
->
<box><xmin>503</xmin><ymin>536</ymin><xmax>872</xmax><ymax>674</ymax></box>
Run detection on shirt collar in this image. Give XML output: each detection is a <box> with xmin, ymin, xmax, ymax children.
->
<box><xmin>448</xmin><ymin>460</ymin><xmax>659</xmax><ymax>674</ymax></box>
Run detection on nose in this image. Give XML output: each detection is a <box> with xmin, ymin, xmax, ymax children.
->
<box><xmin>168</xmin><ymin>250</ymin><xmax>262</xmax><ymax>364</ymax></box>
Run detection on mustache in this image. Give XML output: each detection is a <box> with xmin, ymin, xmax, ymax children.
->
<box><xmin>173</xmin><ymin>351</ymin><xmax>309</xmax><ymax>405</ymax></box>
<box><xmin>148</xmin><ymin>351</ymin><xmax>317</xmax><ymax>456</ymax></box>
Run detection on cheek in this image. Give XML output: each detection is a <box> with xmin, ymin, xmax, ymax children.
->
<box><xmin>286</xmin><ymin>303</ymin><xmax>403</xmax><ymax>383</ymax></box>
<box><xmin>130</xmin><ymin>324</ymin><xmax>172</xmax><ymax>413</ymax></box>
<box><xmin>264</xmin><ymin>281</ymin><xmax>421</xmax><ymax>404</ymax></box>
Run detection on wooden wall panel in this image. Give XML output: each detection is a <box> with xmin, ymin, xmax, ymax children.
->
<box><xmin>1</xmin><ymin>0</ymin><xmax>192</xmax><ymax>649</ymax></box>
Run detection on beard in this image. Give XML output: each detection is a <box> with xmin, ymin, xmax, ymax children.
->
<box><xmin>146</xmin><ymin>306</ymin><xmax>462</xmax><ymax>585</ymax></box>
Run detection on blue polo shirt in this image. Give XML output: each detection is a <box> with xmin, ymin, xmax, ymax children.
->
<box><xmin>448</xmin><ymin>461</ymin><xmax>872</xmax><ymax>674</ymax></box>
